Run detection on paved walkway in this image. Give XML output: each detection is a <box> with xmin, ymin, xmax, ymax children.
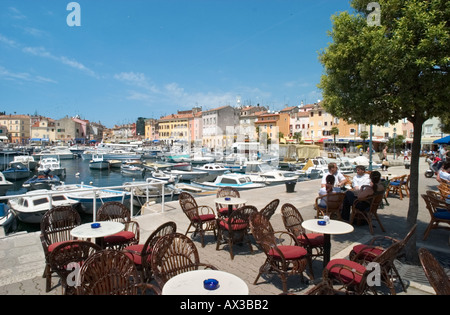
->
<box><xmin>0</xmin><ymin>159</ymin><xmax>448</xmax><ymax>295</ymax></box>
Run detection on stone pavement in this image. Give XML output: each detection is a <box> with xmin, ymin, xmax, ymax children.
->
<box><xmin>0</xmin><ymin>159</ymin><xmax>448</xmax><ymax>295</ymax></box>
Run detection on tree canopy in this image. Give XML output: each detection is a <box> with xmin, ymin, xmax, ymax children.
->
<box><xmin>318</xmin><ymin>0</ymin><xmax>449</xmax><ymax>262</ymax></box>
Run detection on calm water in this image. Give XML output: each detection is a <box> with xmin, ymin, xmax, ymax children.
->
<box><xmin>3</xmin><ymin>157</ymin><xmax>152</xmax><ymax>234</ymax></box>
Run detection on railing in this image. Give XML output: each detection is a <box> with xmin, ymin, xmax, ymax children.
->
<box><xmin>0</xmin><ymin>178</ymin><xmax>169</xmax><ymax>222</ymax></box>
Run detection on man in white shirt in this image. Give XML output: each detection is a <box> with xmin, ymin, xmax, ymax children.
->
<box><xmin>352</xmin><ymin>165</ymin><xmax>371</xmax><ymax>191</ymax></box>
<box><xmin>321</xmin><ymin>162</ymin><xmax>346</xmax><ymax>188</ymax></box>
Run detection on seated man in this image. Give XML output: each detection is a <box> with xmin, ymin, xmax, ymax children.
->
<box><xmin>321</xmin><ymin>162</ymin><xmax>346</xmax><ymax>189</ymax></box>
<box><xmin>352</xmin><ymin>165</ymin><xmax>371</xmax><ymax>191</ymax></box>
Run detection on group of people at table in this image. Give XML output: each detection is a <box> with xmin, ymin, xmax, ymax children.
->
<box><xmin>317</xmin><ymin>162</ymin><xmax>383</xmax><ymax>221</ymax></box>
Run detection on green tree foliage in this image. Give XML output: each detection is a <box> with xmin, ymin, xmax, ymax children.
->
<box><xmin>318</xmin><ymin>0</ymin><xmax>449</xmax><ymax>262</ymax></box>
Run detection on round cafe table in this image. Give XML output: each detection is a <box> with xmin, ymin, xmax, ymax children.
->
<box><xmin>71</xmin><ymin>221</ymin><xmax>124</xmax><ymax>248</ymax></box>
<box><xmin>214</xmin><ymin>197</ymin><xmax>247</xmax><ymax>216</ymax></box>
<box><xmin>301</xmin><ymin>219</ymin><xmax>354</xmax><ymax>268</ymax></box>
<box><xmin>162</xmin><ymin>269</ymin><xmax>249</xmax><ymax>295</ymax></box>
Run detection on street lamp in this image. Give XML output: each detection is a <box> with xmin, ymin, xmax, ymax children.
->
<box><xmin>393</xmin><ymin>127</ymin><xmax>397</xmax><ymax>160</ymax></box>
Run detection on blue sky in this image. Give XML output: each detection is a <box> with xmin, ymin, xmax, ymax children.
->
<box><xmin>0</xmin><ymin>0</ymin><xmax>352</xmax><ymax>128</ymax></box>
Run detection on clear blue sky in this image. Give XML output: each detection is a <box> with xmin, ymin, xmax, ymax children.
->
<box><xmin>0</xmin><ymin>0</ymin><xmax>352</xmax><ymax>128</ymax></box>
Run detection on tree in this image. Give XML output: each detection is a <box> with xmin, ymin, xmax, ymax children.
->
<box><xmin>330</xmin><ymin>127</ymin><xmax>340</xmax><ymax>147</ymax></box>
<box><xmin>360</xmin><ymin>130</ymin><xmax>369</xmax><ymax>151</ymax></box>
<box><xmin>293</xmin><ymin>132</ymin><xmax>302</xmax><ymax>144</ymax></box>
<box><xmin>318</xmin><ymin>0</ymin><xmax>449</xmax><ymax>262</ymax></box>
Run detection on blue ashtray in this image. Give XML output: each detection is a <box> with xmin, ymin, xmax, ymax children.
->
<box><xmin>203</xmin><ymin>278</ymin><xmax>219</xmax><ymax>290</ymax></box>
<box><xmin>91</xmin><ymin>223</ymin><xmax>101</xmax><ymax>229</ymax></box>
<box><xmin>317</xmin><ymin>220</ymin><xmax>326</xmax><ymax>226</ymax></box>
<box><xmin>224</xmin><ymin>197</ymin><xmax>231</xmax><ymax>201</ymax></box>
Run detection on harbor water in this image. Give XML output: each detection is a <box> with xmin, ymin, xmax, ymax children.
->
<box><xmin>3</xmin><ymin>157</ymin><xmax>157</xmax><ymax>234</ymax></box>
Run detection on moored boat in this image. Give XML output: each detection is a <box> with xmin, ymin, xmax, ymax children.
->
<box><xmin>120</xmin><ymin>164</ymin><xmax>145</xmax><ymax>177</ymax></box>
<box><xmin>191</xmin><ymin>173</ymin><xmax>266</xmax><ymax>190</ymax></box>
<box><xmin>22</xmin><ymin>173</ymin><xmax>61</xmax><ymax>190</ymax></box>
<box><xmin>0</xmin><ymin>172</ymin><xmax>13</xmax><ymax>196</ymax></box>
<box><xmin>89</xmin><ymin>154</ymin><xmax>110</xmax><ymax>170</ymax></box>
<box><xmin>8</xmin><ymin>190</ymin><xmax>80</xmax><ymax>224</ymax></box>
<box><xmin>37</xmin><ymin>157</ymin><xmax>66</xmax><ymax>177</ymax></box>
<box><xmin>51</xmin><ymin>184</ymin><xmax>130</xmax><ymax>214</ymax></box>
<box><xmin>3</xmin><ymin>164</ymin><xmax>30</xmax><ymax>181</ymax></box>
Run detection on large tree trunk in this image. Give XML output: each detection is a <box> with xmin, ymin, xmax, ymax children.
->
<box><xmin>405</xmin><ymin>115</ymin><xmax>424</xmax><ymax>264</ymax></box>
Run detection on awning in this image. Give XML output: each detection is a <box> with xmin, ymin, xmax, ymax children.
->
<box><xmin>433</xmin><ymin>135</ymin><xmax>450</xmax><ymax>145</ymax></box>
<box><xmin>317</xmin><ymin>138</ymin><xmax>333</xmax><ymax>143</ymax></box>
<box><xmin>0</xmin><ymin>136</ymin><xmax>8</xmax><ymax>140</ymax></box>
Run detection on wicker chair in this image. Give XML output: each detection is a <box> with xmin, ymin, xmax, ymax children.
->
<box><xmin>349</xmin><ymin>190</ymin><xmax>386</xmax><ymax>235</ymax></box>
<box><xmin>216</xmin><ymin>187</ymin><xmax>243</xmax><ymax>217</ymax></box>
<box><xmin>76</xmin><ymin>249</ymin><xmax>160</xmax><ymax>295</ymax></box>
<box><xmin>216</xmin><ymin>205</ymin><xmax>257</xmax><ymax>259</ymax></box>
<box><xmin>124</xmin><ymin>221</ymin><xmax>177</xmax><ymax>282</ymax></box>
<box><xmin>350</xmin><ymin>237</ymin><xmax>406</xmax><ymax>294</ymax></box>
<box><xmin>249</xmin><ymin>212</ymin><xmax>313</xmax><ymax>294</ymax></box>
<box><xmin>281</xmin><ymin>203</ymin><xmax>324</xmax><ymax>263</ymax></box>
<box><xmin>48</xmin><ymin>240</ymin><xmax>101</xmax><ymax>295</ymax></box>
<box><xmin>150</xmin><ymin>233</ymin><xmax>218</xmax><ymax>290</ymax></box>
<box><xmin>421</xmin><ymin>193</ymin><xmax>450</xmax><ymax>240</ymax></box>
<box><xmin>349</xmin><ymin>224</ymin><xmax>417</xmax><ymax>262</ymax></box>
<box><xmin>437</xmin><ymin>183</ymin><xmax>450</xmax><ymax>200</ymax></box>
<box><xmin>97</xmin><ymin>201</ymin><xmax>140</xmax><ymax>250</ymax></box>
<box><xmin>259</xmin><ymin>199</ymin><xmax>280</xmax><ymax>221</ymax></box>
<box><xmin>314</xmin><ymin>192</ymin><xmax>346</xmax><ymax>220</ymax></box>
<box><xmin>418</xmin><ymin>248</ymin><xmax>450</xmax><ymax>295</ymax></box>
<box><xmin>178</xmin><ymin>192</ymin><xmax>217</xmax><ymax>247</ymax></box>
<box><xmin>385</xmin><ymin>175</ymin><xmax>407</xmax><ymax>200</ymax></box>
<box><xmin>322</xmin><ymin>258</ymin><xmax>372</xmax><ymax>295</ymax></box>
<box><xmin>40</xmin><ymin>205</ymin><xmax>81</xmax><ymax>292</ymax></box>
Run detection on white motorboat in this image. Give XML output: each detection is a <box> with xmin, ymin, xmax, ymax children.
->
<box><xmin>34</xmin><ymin>146</ymin><xmax>75</xmax><ymax>159</ymax></box>
<box><xmin>147</xmin><ymin>169</ymin><xmax>179</xmax><ymax>183</ymax></box>
<box><xmin>8</xmin><ymin>190</ymin><xmax>80</xmax><ymax>224</ymax></box>
<box><xmin>51</xmin><ymin>184</ymin><xmax>130</xmax><ymax>214</ymax></box>
<box><xmin>192</xmin><ymin>173</ymin><xmax>266</xmax><ymax>190</ymax></box>
<box><xmin>248</xmin><ymin>171</ymin><xmax>299</xmax><ymax>186</ymax></box>
<box><xmin>37</xmin><ymin>157</ymin><xmax>66</xmax><ymax>176</ymax></box>
<box><xmin>120</xmin><ymin>164</ymin><xmax>145</xmax><ymax>177</ymax></box>
<box><xmin>164</xmin><ymin>169</ymin><xmax>208</xmax><ymax>181</ymax></box>
<box><xmin>192</xmin><ymin>163</ymin><xmax>229</xmax><ymax>176</ymax></box>
<box><xmin>10</xmin><ymin>155</ymin><xmax>38</xmax><ymax>170</ymax></box>
<box><xmin>89</xmin><ymin>154</ymin><xmax>110</xmax><ymax>170</ymax></box>
<box><xmin>107</xmin><ymin>159</ymin><xmax>123</xmax><ymax>168</ymax></box>
<box><xmin>0</xmin><ymin>172</ymin><xmax>13</xmax><ymax>196</ymax></box>
<box><xmin>244</xmin><ymin>161</ymin><xmax>299</xmax><ymax>185</ymax></box>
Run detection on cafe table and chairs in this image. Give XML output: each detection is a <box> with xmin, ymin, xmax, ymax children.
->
<box><xmin>162</xmin><ymin>269</ymin><xmax>249</xmax><ymax>295</ymax></box>
<box><xmin>70</xmin><ymin>221</ymin><xmax>125</xmax><ymax>248</ymax></box>
<box><xmin>301</xmin><ymin>219</ymin><xmax>354</xmax><ymax>268</ymax></box>
<box><xmin>214</xmin><ymin>197</ymin><xmax>247</xmax><ymax>217</ymax></box>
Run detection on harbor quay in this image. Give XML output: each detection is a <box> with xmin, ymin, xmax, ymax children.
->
<box><xmin>0</xmin><ymin>161</ymin><xmax>448</xmax><ymax>295</ymax></box>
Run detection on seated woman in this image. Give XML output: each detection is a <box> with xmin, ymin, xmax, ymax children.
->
<box><xmin>436</xmin><ymin>161</ymin><xmax>450</xmax><ymax>184</ymax></box>
<box><xmin>317</xmin><ymin>175</ymin><xmax>340</xmax><ymax>208</ymax></box>
<box><xmin>341</xmin><ymin>171</ymin><xmax>383</xmax><ymax>221</ymax></box>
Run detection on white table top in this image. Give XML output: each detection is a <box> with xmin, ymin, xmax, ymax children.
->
<box><xmin>302</xmin><ymin>219</ymin><xmax>354</xmax><ymax>235</ymax></box>
<box><xmin>214</xmin><ymin>197</ymin><xmax>247</xmax><ymax>205</ymax></box>
<box><xmin>162</xmin><ymin>270</ymin><xmax>249</xmax><ymax>295</ymax></box>
<box><xmin>71</xmin><ymin>221</ymin><xmax>124</xmax><ymax>239</ymax></box>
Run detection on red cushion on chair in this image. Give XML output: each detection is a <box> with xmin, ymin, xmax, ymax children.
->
<box><xmin>326</xmin><ymin>259</ymin><xmax>366</xmax><ymax>284</ymax></box>
<box><xmin>352</xmin><ymin>244</ymin><xmax>384</xmax><ymax>261</ymax></box>
<box><xmin>47</xmin><ymin>240</ymin><xmax>77</xmax><ymax>252</ymax></box>
<box><xmin>192</xmin><ymin>214</ymin><xmax>216</xmax><ymax>222</ymax></box>
<box><xmin>219</xmin><ymin>219</ymin><xmax>248</xmax><ymax>230</ymax></box>
<box><xmin>269</xmin><ymin>245</ymin><xmax>307</xmax><ymax>260</ymax></box>
<box><xmin>124</xmin><ymin>244</ymin><xmax>145</xmax><ymax>264</ymax></box>
<box><xmin>297</xmin><ymin>233</ymin><xmax>324</xmax><ymax>247</ymax></box>
<box><xmin>104</xmin><ymin>231</ymin><xmax>135</xmax><ymax>244</ymax></box>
